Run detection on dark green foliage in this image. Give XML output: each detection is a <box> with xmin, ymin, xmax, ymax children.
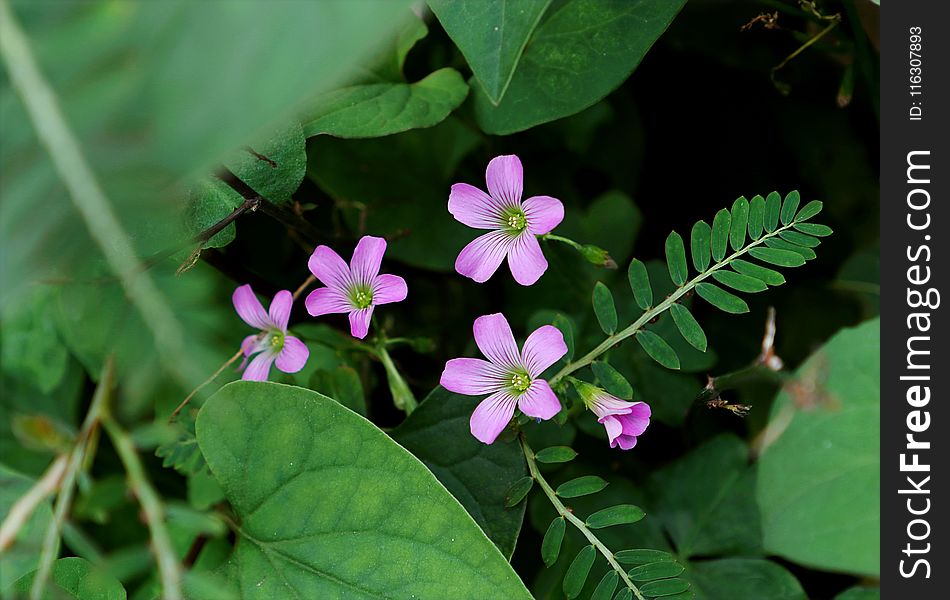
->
<box><xmin>505</xmin><ymin>477</ymin><xmax>535</xmax><ymax>507</ymax></box>
<box><xmin>711</xmin><ymin>270</ymin><xmax>768</xmax><ymax>293</ymax></box>
<box><xmin>690</xmin><ymin>221</ymin><xmax>711</xmax><ymax>271</ymax></box>
<box><xmin>665</xmin><ymin>231</ymin><xmax>688</xmax><ymax>286</ymax></box>
<box><xmin>563</xmin><ymin>545</ymin><xmax>597</xmax><ymax>599</ymax></box>
<box><xmin>695</xmin><ymin>283</ymin><xmax>749</xmax><ymax>314</ymax></box>
<box><xmin>669</xmin><ymin>304</ymin><xmax>707</xmax><ymax>352</ymax></box>
<box><xmin>780</xmin><ymin>190</ymin><xmax>801</xmax><ymax>225</ymax></box>
<box><xmin>747</xmin><ymin>195</ymin><xmax>765</xmax><ymax>240</ymax></box>
<box><xmin>535</xmin><ymin>446</ymin><xmax>579</xmax><ymax>464</ymax></box>
<box><xmin>764</xmin><ymin>191</ymin><xmax>782</xmax><ymax>232</ymax></box>
<box><xmin>592</xmin><ymin>361</ymin><xmax>634</xmax><ymax>399</ymax></box>
<box><xmin>542</xmin><ymin>518</ymin><xmax>567</xmax><ymax>567</ymax></box>
<box><xmin>729</xmin><ymin>196</ymin><xmax>749</xmax><ymax>251</ymax></box>
<box><xmin>615</xmin><ymin>550</ymin><xmax>676</xmax><ymax>566</ymax></box>
<box><xmin>628</xmin><ymin>259</ymin><xmax>653</xmax><ymax>309</ymax></box>
<box><xmin>636</xmin><ymin>330</ymin><xmax>681</xmax><ymax>369</ymax></box>
<box><xmin>557</xmin><ymin>476</ymin><xmax>609</xmax><ymax>498</ymax></box>
<box><xmin>710</xmin><ymin>209</ymin><xmax>731</xmax><ymax>262</ymax></box>
<box><xmin>586</xmin><ymin>505</ymin><xmax>646</xmax><ymax>528</ymax></box>
<box><xmin>629</xmin><ymin>561</ymin><xmax>686</xmax><ymax>582</ymax></box>
<box><xmin>591</xmin><ymin>571</ymin><xmax>619</xmax><ymax>600</ymax></box>
<box><xmin>593</xmin><ymin>282</ymin><xmax>619</xmax><ymax>334</ymax></box>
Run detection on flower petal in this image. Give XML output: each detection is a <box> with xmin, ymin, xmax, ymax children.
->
<box><xmin>276</xmin><ymin>336</ymin><xmax>309</xmax><ymax>374</ymax></box>
<box><xmin>520</xmin><ymin>325</ymin><xmax>568</xmax><ymax>378</ymax></box>
<box><xmin>232</xmin><ymin>285</ymin><xmax>271</xmax><ymax>329</ymax></box>
<box><xmin>517</xmin><ymin>379</ymin><xmax>561</xmax><ymax>420</ymax></box>
<box><xmin>440</xmin><ymin>358</ymin><xmax>508</xmax><ymax>396</ymax></box>
<box><xmin>305</xmin><ymin>287</ymin><xmax>352</xmax><ymax>316</ymax></box>
<box><xmin>470</xmin><ymin>391</ymin><xmax>518</xmax><ymax>444</ymax></box>
<box><xmin>348</xmin><ymin>306</ymin><xmax>374</xmax><ymax>339</ymax></box>
<box><xmin>448</xmin><ymin>183</ymin><xmax>506</xmax><ymax>229</ymax></box>
<box><xmin>619</xmin><ymin>402</ymin><xmax>651</xmax><ymax>437</ymax></box>
<box><xmin>455</xmin><ymin>230</ymin><xmax>514</xmax><ymax>283</ymax></box>
<box><xmin>308</xmin><ymin>245</ymin><xmax>351</xmax><ymax>290</ymax></box>
<box><xmin>523</xmin><ymin>195</ymin><xmax>564</xmax><ymax>235</ymax></box>
<box><xmin>372</xmin><ymin>274</ymin><xmax>407</xmax><ymax>305</ymax></box>
<box><xmin>600</xmin><ymin>415</ymin><xmax>623</xmax><ymax>445</ymax></box>
<box><xmin>473</xmin><ymin>313</ymin><xmax>521</xmax><ymax>369</ymax></box>
<box><xmin>351</xmin><ymin>236</ymin><xmax>386</xmax><ymax>286</ymax></box>
<box><xmin>612</xmin><ymin>434</ymin><xmax>638</xmax><ymax>451</ymax></box>
<box><xmin>507</xmin><ymin>232</ymin><xmax>548</xmax><ymax>286</ymax></box>
<box><xmin>588</xmin><ymin>392</ymin><xmax>636</xmax><ymax>419</ymax></box>
<box><xmin>241</xmin><ymin>334</ymin><xmax>264</xmax><ymax>357</ymax></box>
<box><xmin>485</xmin><ymin>154</ymin><xmax>523</xmax><ymax>207</ymax></box>
<box><xmin>268</xmin><ymin>290</ymin><xmax>293</xmax><ymax>332</ymax></box>
<box><xmin>242</xmin><ymin>351</ymin><xmax>276</xmax><ymax>382</ymax></box>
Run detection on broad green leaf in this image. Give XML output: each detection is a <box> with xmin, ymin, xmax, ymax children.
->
<box><xmin>591</xmin><ymin>571</ymin><xmax>618</xmax><ymax>600</ymax></box>
<box><xmin>586</xmin><ymin>505</ymin><xmax>645</xmax><ymax>528</ymax></box>
<box><xmin>309</xmin><ymin>366</ymin><xmax>366</xmax><ymax>416</ymax></box>
<box><xmin>368</xmin><ymin>14</ymin><xmax>429</xmax><ymax>81</ymax></box>
<box><xmin>629</xmin><ymin>561</ymin><xmax>685</xmax><ymax>582</ymax></box>
<box><xmin>473</xmin><ymin>0</ymin><xmax>688</xmax><ymax>134</ymax></box>
<box><xmin>615</xmin><ymin>590</ymin><xmax>634</xmax><ymax>600</ymax></box>
<box><xmin>710</xmin><ymin>209</ymin><xmax>730</xmax><ymax>262</ymax></box>
<box><xmin>392</xmin><ymin>386</ymin><xmax>527</xmax><ymax>559</ymax></box>
<box><xmin>196</xmin><ymin>382</ymin><xmax>532</xmax><ymax>598</ymax></box>
<box><xmin>504</xmin><ymin>476</ymin><xmax>534</xmax><ymax>507</ymax></box>
<box><xmin>794</xmin><ymin>200</ymin><xmax>823</xmax><ymax>222</ymax></box>
<box><xmin>689</xmin><ymin>221</ymin><xmax>711</xmax><ymax>272</ymax></box>
<box><xmin>793</xmin><ymin>222</ymin><xmax>832</xmax><ymax>237</ymax></box>
<box><xmin>834</xmin><ymin>587</ymin><xmax>880</xmax><ymax>600</ymax></box>
<box><xmin>0</xmin><ymin>464</ymin><xmax>55</xmax><ymax>590</ymax></box>
<box><xmin>764</xmin><ymin>238</ymin><xmax>816</xmax><ymax>260</ymax></box>
<box><xmin>183</xmin><ymin>178</ymin><xmax>243</xmax><ymax>249</ymax></box>
<box><xmin>592</xmin><ymin>282</ymin><xmax>619</xmax><ymax>334</ymax></box>
<box><xmin>648</xmin><ymin>435</ymin><xmax>762</xmax><ymax>558</ymax></box>
<box><xmin>779</xmin><ymin>190</ymin><xmax>800</xmax><ymax>225</ymax></box>
<box><xmin>757</xmin><ymin>319</ymin><xmax>880</xmax><ymax>576</ymax></box>
<box><xmin>628</xmin><ymin>259</ymin><xmax>653</xmax><ymax>310</ymax></box>
<box><xmin>729</xmin><ymin>196</ymin><xmax>749</xmax><ymax>251</ymax></box>
<box><xmin>688</xmin><ymin>558</ymin><xmax>806</xmax><ymax>600</ymax></box>
<box><xmin>695</xmin><ymin>283</ymin><xmax>749</xmax><ymax>314</ymax></box>
<box><xmin>668</xmin><ymin>304</ymin><xmax>707</xmax><ymax>352</ymax></box>
<box><xmin>223</xmin><ymin>122</ymin><xmax>306</xmax><ymax>203</ymax></box>
<box><xmin>428</xmin><ymin>0</ymin><xmax>552</xmax><ymax>104</ymax></box>
<box><xmin>300</xmin><ymin>69</ymin><xmax>469</xmax><ymax>138</ymax></box>
<box><xmin>640</xmin><ymin>578</ymin><xmax>689</xmax><ymax>597</ymax></box>
<box><xmin>730</xmin><ymin>259</ymin><xmax>785</xmax><ymax>286</ymax></box>
<box><xmin>615</xmin><ymin>549</ymin><xmax>675</xmax><ymax>566</ymax></box>
<box><xmin>711</xmin><ymin>270</ymin><xmax>767</xmax><ymax>293</ymax></box>
<box><xmin>542</xmin><ymin>517</ymin><xmax>567</xmax><ymax>566</ymax></box>
<box><xmin>535</xmin><ymin>446</ymin><xmax>578</xmax><ymax>464</ymax></box>
<box><xmin>557</xmin><ymin>476</ymin><xmax>608</xmax><ymax>498</ymax></box>
<box><xmin>779</xmin><ymin>231</ymin><xmax>820</xmax><ymax>248</ymax></box>
<box><xmin>636</xmin><ymin>330</ymin><xmax>681</xmax><ymax>369</ymax></box>
<box><xmin>592</xmin><ymin>361</ymin><xmax>634</xmax><ymax>400</ymax></box>
<box><xmin>764</xmin><ymin>192</ymin><xmax>781</xmax><ymax>232</ymax></box>
<box><xmin>13</xmin><ymin>557</ymin><xmax>126</xmax><ymax>600</ymax></box>
<box><xmin>748</xmin><ymin>247</ymin><xmax>805</xmax><ymax>268</ymax></box>
<box><xmin>563</xmin><ymin>545</ymin><xmax>597</xmax><ymax>599</ymax></box>
<box><xmin>747</xmin><ymin>195</ymin><xmax>765</xmax><ymax>240</ymax></box>
<box><xmin>665</xmin><ymin>231</ymin><xmax>688</xmax><ymax>286</ymax></box>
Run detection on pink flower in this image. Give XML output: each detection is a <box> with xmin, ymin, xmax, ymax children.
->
<box><xmin>449</xmin><ymin>155</ymin><xmax>564</xmax><ymax>286</ymax></box>
<box><xmin>440</xmin><ymin>313</ymin><xmax>567</xmax><ymax>444</ymax></box>
<box><xmin>305</xmin><ymin>236</ymin><xmax>408</xmax><ymax>339</ymax></box>
<box><xmin>232</xmin><ymin>284</ymin><xmax>310</xmax><ymax>382</ymax></box>
<box><xmin>576</xmin><ymin>381</ymin><xmax>651</xmax><ymax>450</ymax></box>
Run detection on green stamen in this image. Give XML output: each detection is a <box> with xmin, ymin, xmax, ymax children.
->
<box><xmin>268</xmin><ymin>330</ymin><xmax>285</xmax><ymax>352</ymax></box>
<box><xmin>350</xmin><ymin>285</ymin><xmax>374</xmax><ymax>309</ymax></box>
<box><xmin>510</xmin><ymin>371</ymin><xmax>532</xmax><ymax>394</ymax></box>
<box><xmin>502</xmin><ymin>207</ymin><xmax>528</xmax><ymax>232</ymax></box>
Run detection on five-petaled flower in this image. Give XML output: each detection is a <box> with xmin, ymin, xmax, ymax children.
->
<box><xmin>449</xmin><ymin>154</ymin><xmax>564</xmax><ymax>286</ymax></box>
<box><xmin>440</xmin><ymin>313</ymin><xmax>567</xmax><ymax>444</ymax></box>
<box><xmin>232</xmin><ymin>284</ymin><xmax>310</xmax><ymax>381</ymax></box>
<box><xmin>575</xmin><ymin>380</ymin><xmax>651</xmax><ymax>450</ymax></box>
<box><xmin>305</xmin><ymin>236</ymin><xmax>408</xmax><ymax>339</ymax></box>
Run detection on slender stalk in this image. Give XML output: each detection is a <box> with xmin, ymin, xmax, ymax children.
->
<box><xmin>548</xmin><ymin>221</ymin><xmax>800</xmax><ymax>387</ymax></box>
<box><xmin>169</xmin><ymin>349</ymin><xmax>244</xmax><ymax>421</ymax></box>
<box><xmin>520</xmin><ymin>436</ymin><xmax>645</xmax><ymax>600</ymax></box>
<box><xmin>541</xmin><ymin>233</ymin><xmax>583</xmax><ymax>251</ymax></box>
<box><xmin>103</xmin><ymin>415</ymin><xmax>182</xmax><ymax>600</ymax></box>
<box><xmin>376</xmin><ymin>344</ymin><xmax>418</xmax><ymax>415</ymax></box>
<box><xmin>293</xmin><ymin>274</ymin><xmax>317</xmax><ymax>300</ymax></box>
<box><xmin>0</xmin><ymin>454</ymin><xmax>68</xmax><ymax>551</ymax></box>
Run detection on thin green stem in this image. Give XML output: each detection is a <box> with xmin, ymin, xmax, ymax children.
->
<box><xmin>549</xmin><ymin>221</ymin><xmax>800</xmax><ymax>387</ymax></box>
<box><xmin>520</xmin><ymin>436</ymin><xmax>645</xmax><ymax>600</ymax></box>
<box><xmin>103</xmin><ymin>415</ymin><xmax>182</xmax><ymax>600</ymax></box>
<box><xmin>376</xmin><ymin>343</ymin><xmax>418</xmax><ymax>415</ymax></box>
<box><xmin>541</xmin><ymin>233</ymin><xmax>583</xmax><ymax>251</ymax></box>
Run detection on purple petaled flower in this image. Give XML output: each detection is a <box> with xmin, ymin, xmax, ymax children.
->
<box><xmin>232</xmin><ymin>284</ymin><xmax>310</xmax><ymax>382</ymax></box>
<box><xmin>305</xmin><ymin>236</ymin><xmax>408</xmax><ymax>339</ymax></box>
<box><xmin>440</xmin><ymin>313</ymin><xmax>567</xmax><ymax>444</ymax></box>
<box><xmin>449</xmin><ymin>154</ymin><xmax>564</xmax><ymax>286</ymax></box>
<box><xmin>576</xmin><ymin>381</ymin><xmax>651</xmax><ymax>450</ymax></box>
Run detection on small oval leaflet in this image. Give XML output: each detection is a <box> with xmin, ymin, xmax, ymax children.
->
<box><xmin>780</xmin><ymin>190</ymin><xmax>801</xmax><ymax>225</ymax></box>
<box><xmin>748</xmin><ymin>247</ymin><xmax>805</xmax><ymax>268</ymax></box>
<box><xmin>591</xmin><ymin>360</ymin><xmax>634</xmax><ymax>399</ymax></box>
<box><xmin>535</xmin><ymin>446</ymin><xmax>578</xmax><ymax>464</ymax></box>
<box><xmin>586</xmin><ymin>504</ymin><xmax>646</xmax><ymax>529</ymax></box>
<box><xmin>615</xmin><ymin>590</ymin><xmax>634</xmax><ymax>600</ymax></box>
<box><xmin>669</xmin><ymin>303</ymin><xmax>707</xmax><ymax>352</ymax></box>
<box><xmin>665</xmin><ymin>231</ymin><xmax>688</xmax><ymax>286</ymax></box>
<box><xmin>695</xmin><ymin>282</ymin><xmax>750</xmax><ymax>314</ymax></box>
<box><xmin>747</xmin><ymin>195</ymin><xmax>765</xmax><ymax>240</ymax></box>
<box><xmin>710</xmin><ymin>208</ymin><xmax>731</xmax><ymax>262</ymax></box>
<box><xmin>636</xmin><ymin>330</ymin><xmax>681</xmax><ymax>369</ymax></box>
<box><xmin>690</xmin><ymin>220</ymin><xmax>711</xmax><ymax>272</ymax></box>
<box><xmin>591</xmin><ymin>571</ymin><xmax>619</xmax><ymax>600</ymax></box>
<box><xmin>628</xmin><ymin>561</ymin><xmax>686</xmax><ymax>582</ymax></box>
<box><xmin>764</xmin><ymin>237</ymin><xmax>816</xmax><ymax>260</ymax></box>
<box><xmin>795</xmin><ymin>199</ymin><xmax>824</xmax><ymax>221</ymax></box>
<box><xmin>711</xmin><ymin>270</ymin><xmax>767</xmax><ymax>293</ymax></box>
<box><xmin>628</xmin><ymin>259</ymin><xmax>653</xmax><ymax>309</ymax></box>
<box><xmin>793</xmin><ymin>222</ymin><xmax>832</xmax><ymax>237</ymax></box>
<box><xmin>556</xmin><ymin>475</ymin><xmax>609</xmax><ymax>498</ymax></box>
<box><xmin>639</xmin><ymin>577</ymin><xmax>690</xmax><ymax>597</ymax></box>
<box><xmin>730</xmin><ymin>259</ymin><xmax>785</xmax><ymax>286</ymax></box>
<box><xmin>779</xmin><ymin>230</ymin><xmax>821</xmax><ymax>248</ymax></box>
<box><xmin>764</xmin><ymin>191</ymin><xmax>781</xmax><ymax>232</ymax></box>
<box><xmin>593</xmin><ymin>282</ymin><xmax>619</xmax><ymax>334</ymax></box>
<box><xmin>541</xmin><ymin>517</ymin><xmax>566</xmax><ymax>566</ymax></box>
<box><xmin>729</xmin><ymin>196</ymin><xmax>749</xmax><ymax>252</ymax></box>
<box><xmin>504</xmin><ymin>476</ymin><xmax>534</xmax><ymax>507</ymax></box>
<box><xmin>615</xmin><ymin>549</ymin><xmax>676</xmax><ymax>565</ymax></box>
<box><xmin>563</xmin><ymin>545</ymin><xmax>597</xmax><ymax>599</ymax></box>
<box><xmin>552</xmin><ymin>314</ymin><xmax>576</xmax><ymax>361</ymax></box>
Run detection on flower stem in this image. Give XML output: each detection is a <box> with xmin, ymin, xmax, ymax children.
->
<box><xmin>376</xmin><ymin>343</ymin><xmax>418</xmax><ymax>415</ymax></box>
<box><xmin>541</xmin><ymin>233</ymin><xmax>583</xmax><ymax>251</ymax></box>
<box><xmin>519</xmin><ymin>435</ymin><xmax>646</xmax><ymax>600</ymax></box>
<box><xmin>548</xmin><ymin>221</ymin><xmax>800</xmax><ymax>387</ymax></box>
<box><xmin>169</xmin><ymin>348</ymin><xmax>243</xmax><ymax>421</ymax></box>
